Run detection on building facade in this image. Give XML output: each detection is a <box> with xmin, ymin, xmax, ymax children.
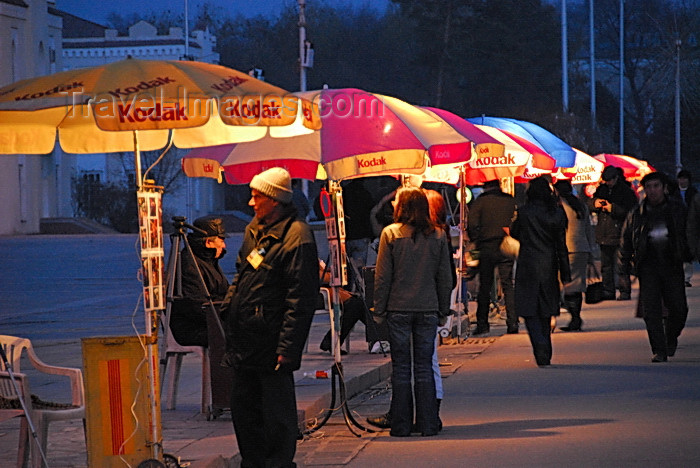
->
<box><xmin>0</xmin><ymin>0</ymin><xmax>75</xmax><ymax>235</ymax></box>
<box><xmin>0</xmin><ymin>1</ymin><xmax>224</xmax><ymax>235</ymax></box>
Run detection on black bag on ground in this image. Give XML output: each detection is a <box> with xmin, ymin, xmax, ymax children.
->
<box><xmin>585</xmin><ymin>281</ymin><xmax>605</xmax><ymax>304</ymax></box>
<box><xmin>585</xmin><ymin>263</ymin><xmax>604</xmax><ymax>304</ymax></box>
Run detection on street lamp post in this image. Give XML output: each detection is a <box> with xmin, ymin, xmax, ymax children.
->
<box><xmin>590</xmin><ymin>0</ymin><xmax>596</xmax><ymax>128</ymax></box>
<box><xmin>298</xmin><ymin>0</ymin><xmax>307</xmax><ymax>93</ymax></box>
<box><xmin>675</xmin><ymin>38</ymin><xmax>682</xmax><ymax>173</ymax></box>
<box><xmin>298</xmin><ymin>0</ymin><xmax>309</xmax><ymax>199</ymax></box>
<box><xmin>619</xmin><ymin>0</ymin><xmax>625</xmax><ymax>154</ymax></box>
<box><xmin>561</xmin><ymin>0</ymin><xmax>569</xmax><ymax>113</ymax></box>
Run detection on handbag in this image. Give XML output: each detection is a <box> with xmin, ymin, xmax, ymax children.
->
<box><xmin>585</xmin><ymin>263</ymin><xmax>604</xmax><ymax>304</ymax></box>
<box><xmin>499</xmin><ymin>235</ymin><xmax>520</xmax><ymax>259</ymax></box>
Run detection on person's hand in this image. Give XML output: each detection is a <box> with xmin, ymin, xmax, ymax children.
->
<box><xmin>595</xmin><ymin>199</ymin><xmax>611</xmax><ymax>212</ymax></box>
<box><xmin>275</xmin><ymin>354</ymin><xmax>293</xmax><ymax>371</ymax></box>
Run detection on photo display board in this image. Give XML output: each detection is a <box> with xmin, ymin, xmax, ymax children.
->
<box><xmin>137</xmin><ymin>185</ymin><xmax>165</xmax><ymax>313</ymax></box>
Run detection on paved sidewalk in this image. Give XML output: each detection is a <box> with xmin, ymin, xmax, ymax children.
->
<box><xmin>2</xmin><ymin>235</ymin><xmax>698</xmax><ymax>467</ymax></box>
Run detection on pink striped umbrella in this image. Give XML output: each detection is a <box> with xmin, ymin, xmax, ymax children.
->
<box><xmin>594</xmin><ymin>153</ymin><xmax>655</xmax><ymax>180</ymax></box>
<box><xmin>182</xmin><ymin>89</ymin><xmax>482</xmax><ymax>183</ymax></box>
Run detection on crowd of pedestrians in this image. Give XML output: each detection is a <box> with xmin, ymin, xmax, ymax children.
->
<box><xmin>167</xmin><ymin>166</ymin><xmax>697</xmax><ymax>464</ymax></box>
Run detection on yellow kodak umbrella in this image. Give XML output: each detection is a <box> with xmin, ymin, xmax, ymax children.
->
<box><xmin>0</xmin><ymin>57</ymin><xmax>319</xmax><ymax>161</ymax></box>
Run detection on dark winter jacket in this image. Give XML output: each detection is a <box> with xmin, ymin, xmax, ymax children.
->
<box><xmin>587</xmin><ymin>181</ymin><xmax>638</xmax><ymax>245</ymax></box>
<box><xmin>225</xmin><ymin>205</ymin><xmax>319</xmax><ymax>372</ymax></box>
<box><xmin>373</xmin><ymin>223</ymin><xmax>453</xmax><ymax>322</ymax></box>
<box><xmin>170</xmin><ymin>238</ymin><xmax>229</xmax><ymax>347</ymax></box>
<box><xmin>619</xmin><ymin>197</ymin><xmax>691</xmax><ymax>276</ymax></box>
<box><xmin>511</xmin><ymin>201</ymin><xmax>571</xmax><ymax>318</ymax></box>
<box><xmin>467</xmin><ymin>189</ymin><xmax>517</xmax><ymax>247</ymax></box>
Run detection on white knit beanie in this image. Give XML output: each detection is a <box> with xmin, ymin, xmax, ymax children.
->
<box><xmin>250</xmin><ymin>167</ymin><xmax>293</xmax><ymax>204</ymax></box>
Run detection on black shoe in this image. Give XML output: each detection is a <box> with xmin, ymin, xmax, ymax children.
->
<box><xmin>506</xmin><ymin>326</ymin><xmax>519</xmax><ymax>334</ymax></box>
<box><xmin>685</xmin><ymin>281</ymin><xmax>692</xmax><ymax>287</ymax></box>
<box><xmin>602</xmin><ymin>293</ymin><xmax>616</xmax><ymax>301</ymax></box>
<box><xmin>560</xmin><ymin>321</ymin><xmax>582</xmax><ymax>332</ymax></box>
<box><xmin>410</xmin><ymin>423</ymin><xmax>439</xmax><ymax>436</ymax></box>
<box><xmin>473</xmin><ymin>326</ymin><xmax>490</xmax><ymax>336</ymax></box>
<box><xmin>667</xmin><ymin>338</ymin><xmax>678</xmax><ymax>357</ymax></box>
<box><xmin>651</xmin><ymin>354</ymin><xmax>668</xmax><ymax>363</ymax></box>
<box><xmin>367</xmin><ymin>413</ymin><xmax>391</xmax><ymax>429</ymax></box>
<box><xmin>617</xmin><ymin>293</ymin><xmax>631</xmax><ymax>301</ymax></box>
<box><xmin>320</xmin><ymin>340</ymin><xmax>347</xmax><ymax>355</ymax></box>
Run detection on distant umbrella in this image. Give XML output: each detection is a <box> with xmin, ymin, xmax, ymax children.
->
<box><xmin>594</xmin><ymin>153</ymin><xmax>655</xmax><ymax>180</ymax></box>
<box><xmin>467</xmin><ymin>116</ymin><xmax>576</xmax><ymax>168</ymax></box>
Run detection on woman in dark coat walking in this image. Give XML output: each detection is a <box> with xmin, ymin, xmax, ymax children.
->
<box><xmin>511</xmin><ymin>177</ymin><xmax>571</xmax><ymax>366</ymax></box>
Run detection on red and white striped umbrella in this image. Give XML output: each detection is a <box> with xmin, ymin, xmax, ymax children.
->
<box><xmin>182</xmin><ymin>89</ymin><xmax>486</xmax><ymax>183</ymax></box>
<box><xmin>594</xmin><ymin>153</ymin><xmax>655</xmax><ymax>180</ymax></box>
<box><xmin>553</xmin><ymin>149</ymin><xmax>605</xmax><ymax>184</ymax></box>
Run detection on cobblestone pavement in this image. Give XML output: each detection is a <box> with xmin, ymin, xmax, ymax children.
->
<box><xmin>294</xmin><ymin>337</ymin><xmax>497</xmax><ymax>467</ymax></box>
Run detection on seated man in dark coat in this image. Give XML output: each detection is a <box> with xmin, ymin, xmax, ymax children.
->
<box><xmin>169</xmin><ymin>216</ymin><xmax>229</xmax><ymax>347</ymax></box>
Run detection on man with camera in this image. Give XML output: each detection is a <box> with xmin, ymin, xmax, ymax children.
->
<box><xmin>588</xmin><ymin>166</ymin><xmax>638</xmax><ymax>301</ymax></box>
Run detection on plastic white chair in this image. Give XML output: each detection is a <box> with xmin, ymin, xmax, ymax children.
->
<box><xmin>159</xmin><ymin>308</ymin><xmax>211</xmax><ymax>413</ymax></box>
<box><xmin>0</xmin><ymin>335</ymin><xmax>86</xmax><ymax>468</ymax></box>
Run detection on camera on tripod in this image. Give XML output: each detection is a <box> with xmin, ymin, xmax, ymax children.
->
<box><xmin>171</xmin><ymin>216</ymin><xmax>207</xmax><ymax>236</ymax></box>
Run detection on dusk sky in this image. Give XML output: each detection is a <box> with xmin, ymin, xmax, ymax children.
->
<box><xmin>55</xmin><ymin>0</ymin><xmax>389</xmax><ymax>26</ymax></box>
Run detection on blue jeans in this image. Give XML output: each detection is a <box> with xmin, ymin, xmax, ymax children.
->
<box><xmin>388</xmin><ymin>311</ymin><xmax>438</xmax><ymax>436</ymax></box>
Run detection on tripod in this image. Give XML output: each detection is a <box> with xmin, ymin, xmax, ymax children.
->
<box><xmin>161</xmin><ymin>216</ymin><xmax>229</xmax><ymax>419</ymax></box>
<box><xmin>0</xmin><ymin>346</ymin><xmax>50</xmax><ymax>468</ymax></box>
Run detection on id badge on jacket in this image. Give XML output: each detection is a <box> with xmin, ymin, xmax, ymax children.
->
<box><xmin>246</xmin><ymin>248</ymin><xmax>265</xmax><ymax>269</ymax></box>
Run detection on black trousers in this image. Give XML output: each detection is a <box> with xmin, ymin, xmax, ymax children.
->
<box><xmin>638</xmin><ymin>262</ymin><xmax>688</xmax><ymax>357</ymax></box>
<box><xmin>524</xmin><ymin>315</ymin><xmax>552</xmax><ymax>363</ymax></box>
<box><xmin>476</xmin><ymin>243</ymin><xmax>516</xmax><ymax>328</ymax></box>
<box><xmin>600</xmin><ymin>244</ymin><xmax>630</xmax><ymax>296</ymax></box>
<box><xmin>230</xmin><ymin>367</ymin><xmax>298</xmax><ymax>468</ymax></box>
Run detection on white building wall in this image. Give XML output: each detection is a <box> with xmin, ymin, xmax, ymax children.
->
<box><xmin>0</xmin><ymin>0</ymin><xmax>74</xmax><ymax>235</ymax></box>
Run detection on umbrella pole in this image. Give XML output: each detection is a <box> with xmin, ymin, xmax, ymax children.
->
<box><xmin>134</xmin><ymin>131</ymin><xmax>163</xmax><ymax>462</ymax></box>
<box><xmin>457</xmin><ymin>168</ymin><xmax>465</xmax><ymax>341</ymax></box>
<box><xmin>304</xmin><ymin>183</ymin><xmax>373</xmax><ymax>437</ymax></box>
<box><xmin>134</xmin><ymin>130</ymin><xmax>143</xmax><ymax>189</ymax></box>
<box><xmin>457</xmin><ymin>165</ymin><xmax>472</xmax><ymax>342</ymax></box>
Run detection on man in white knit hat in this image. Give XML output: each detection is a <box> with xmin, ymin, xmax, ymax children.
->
<box><xmin>224</xmin><ymin>167</ymin><xmax>319</xmax><ymax>468</ymax></box>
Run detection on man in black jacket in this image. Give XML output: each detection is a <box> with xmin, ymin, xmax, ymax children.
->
<box><xmin>225</xmin><ymin>167</ymin><xmax>319</xmax><ymax>468</ymax></box>
<box><xmin>588</xmin><ymin>166</ymin><xmax>638</xmax><ymax>300</ymax></box>
<box><xmin>620</xmin><ymin>172</ymin><xmax>691</xmax><ymax>362</ymax></box>
<box><xmin>169</xmin><ymin>216</ymin><xmax>229</xmax><ymax>347</ymax></box>
<box><xmin>467</xmin><ymin>179</ymin><xmax>517</xmax><ymax>335</ymax></box>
